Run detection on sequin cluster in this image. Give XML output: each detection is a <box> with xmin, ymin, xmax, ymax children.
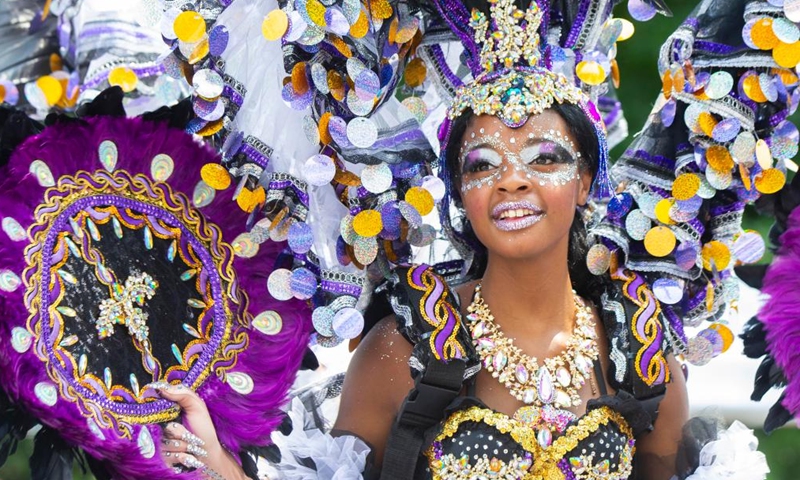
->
<box><xmin>587</xmin><ymin>2</ymin><xmax>799</xmax><ymax>366</ymax></box>
<box><xmin>156</xmin><ymin>0</ymin><xmax>444</xmax><ymax>344</ymax></box>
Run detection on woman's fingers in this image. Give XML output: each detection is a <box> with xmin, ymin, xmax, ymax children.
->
<box><xmin>163</xmin><ymin>421</ymin><xmax>206</xmax><ymax>447</ymax></box>
<box><xmin>176</xmin><ymin>452</ymin><xmax>206</xmax><ymax>470</ymax></box>
<box><xmin>152</xmin><ymin>382</ymin><xmax>207</xmax><ymax>415</ymax></box>
<box><xmin>160</xmin><ymin>437</ymin><xmax>209</xmax><ymax>458</ymax></box>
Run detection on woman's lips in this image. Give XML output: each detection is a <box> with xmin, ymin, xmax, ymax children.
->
<box><xmin>491</xmin><ymin>201</ymin><xmax>545</xmax><ymax>232</ymax></box>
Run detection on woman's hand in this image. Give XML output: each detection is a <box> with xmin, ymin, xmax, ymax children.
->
<box><xmin>153</xmin><ymin>382</ymin><xmax>248</xmax><ymax>480</ymax></box>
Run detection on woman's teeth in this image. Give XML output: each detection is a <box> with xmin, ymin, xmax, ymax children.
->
<box><xmin>498</xmin><ymin>208</ymin><xmax>535</xmax><ymax>219</ymax></box>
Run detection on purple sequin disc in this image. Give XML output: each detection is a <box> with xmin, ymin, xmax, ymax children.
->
<box><xmin>333</xmin><ymin>307</ymin><xmax>364</xmax><ymax>339</ymax></box>
<box><xmin>653</xmin><ymin>278</ymin><xmax>683</xmax><ymax>305</ymax></box>
<box><xmin>290</xmin><ymin>268</ymin><xmax>318</xmax><ymax>300</ymax></box>
<box><xmin>288</xmin><ymin>222</ymin><xmax>314</xmax><ymax>253</ymax></box>
<box><xmin>208</xmin><ymin>25</ymin><xmax>230</xmax><ymax>56</ymax></box>
<box><xmin>607</xmin><ymin>192</ymin><xmax>633</xmax><ymax>219</ymax></box>
<box><xmin>627</xmin><ymin>0</ymin><xmax>656</xmax><ymax>21</ymax></box>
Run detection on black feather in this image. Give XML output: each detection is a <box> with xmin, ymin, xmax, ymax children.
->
<box><xmin>740</xmin><ymin>316</ymin><xmax>768</xmax><ymax>359</ymax></box>
<box><xmin>29</xmin><ymin>427</ymin><xmax>75</xmax><ymax>480</ymax></box>
<box><xmin>764</xmin><ymin>393</ymin><xmax>794</xmax><ymax>434</ymax></box>
<box><xmin>751</xmin><ymin>356</ymin><xmax>786</xmax><ymax>401</ymax></box>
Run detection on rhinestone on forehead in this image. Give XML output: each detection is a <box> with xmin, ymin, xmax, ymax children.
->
<box><xmin>461</xmin><ymin>128</ymin><xmax>582</xmax><ymax>161</ymax></box>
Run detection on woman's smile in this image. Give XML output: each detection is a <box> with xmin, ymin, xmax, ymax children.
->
<box><xmin>491</xmin><ymin>200</ymin><xmax>546</xmax><ymax>231</ymax></box>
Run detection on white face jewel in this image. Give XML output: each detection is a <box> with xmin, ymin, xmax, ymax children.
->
<box><xmin>458</xmin><ymin>128</ymin><xmax>582</xmax><ymax>194</ymax></box>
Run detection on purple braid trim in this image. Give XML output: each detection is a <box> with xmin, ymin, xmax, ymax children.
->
<box><xmin>626</xmin><ymin>149</ymin><xmax>675</xmax><ymax>170</ymax></box>
<box><xmin>320</xmin><ymin>279</ymin><xmax>362</xmax><ymax>297</ymax></box>
<box><xmin>430</xmin><ymin>45</ymin><xmax>464</xmax><ymax>88</ymax></box>
<box><xmin>771</xmin><ymin>109</ymin><xmax>789</xmax><ymax>127</ymax></box>
<box><xmin>710</xmin><ymin>202</ymin><xmax>745</xmax><ymax>216</ymax></box>
<box><xmin>239</xmin><ymin>144</ymin><xmax>269</xmax><ymax>169</ymax></box>
<box><xmin>223</xmin><ymin>86</ymin><xmax>244</xmax><ymax>108</ymax></box>
<box><xmin>564</xmin><ymin>0</ymin><xmax>591</xmax><ymax>48</ymax></box>
<box><xmin>662</xmin><ymin>305</ymin><xmax>687</xmax><ymax>344</ymax></box>
<box><xmin>79</xmin><ymin>25</ymin><xmax>155</xmax><ymax>42</ymax></box>
<box><xmin>372</xmin><ymin>129</ymin><xmax>428</xmax><ymax>149</ymax></box>
<box><xmin>694</xmin><ymin>41</ymin><xmax>738</xmax><ymax>55</ymax></box>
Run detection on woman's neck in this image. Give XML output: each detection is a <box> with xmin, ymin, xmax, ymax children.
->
<box><xmin>478</xmin><ymin>242</ymin><xmax>575</xmax><ymax>337</ymax></box>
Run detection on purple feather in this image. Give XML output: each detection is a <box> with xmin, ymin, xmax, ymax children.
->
<box><xmin>0</xmin><ymin>116</ymin><xmax>311</xmax><ymax>478</ymax></box>
<box><xmin>761</xmin><ymin>206</ymin><xmax>800</xmax><ymax>420</ymax></box>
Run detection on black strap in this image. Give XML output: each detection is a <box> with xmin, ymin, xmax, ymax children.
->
<box><xmin>593</xmin><ymin>360</ymin><xmax>608</xmax><ymax>396</ymax></box>
<box><xmin>379</xmin><ymin>359</ymin><xmax>466</xmax><ymax>479</ymax></box>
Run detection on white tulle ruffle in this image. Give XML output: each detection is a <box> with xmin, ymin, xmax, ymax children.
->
<box><xmin>685</xmin><ymin>421</ymin><xmax>769</xmax><ymax>480</ymax></box>
<box><xmin>262</xmin><ymin>398</ymin><xmax>370</xmax><ymax>479</ymax></box>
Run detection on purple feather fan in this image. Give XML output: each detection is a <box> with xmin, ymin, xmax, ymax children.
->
<box><xmin>0</xmin><ymin>115</ymin><xmax>311</xmax><ymax>479</ymax></box>
<box><xmin>761</xmin><ymin>206</ymin><xmax>800</xmax><ymax>420</ymax></box>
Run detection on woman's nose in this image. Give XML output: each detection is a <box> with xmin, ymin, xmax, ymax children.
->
<box><xmin>496</xmin><ymin>159</ymin><xmax>531</xmax><ymax>193</ymax></box>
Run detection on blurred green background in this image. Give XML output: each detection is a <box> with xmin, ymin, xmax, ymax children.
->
<box><xmin>1</xmin><ymin>1</ymin><xmax>798</xmax><ymax>479</ymax></box>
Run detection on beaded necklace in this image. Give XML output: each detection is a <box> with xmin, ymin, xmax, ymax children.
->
<box><xmin>466</xmin><ymin>283</ymin><xmax>599</xmax><ymax>409</ymax></box>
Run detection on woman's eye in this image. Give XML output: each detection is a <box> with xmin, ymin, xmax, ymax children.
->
<box><xmin>462</xmin><ymin>148</ymin><xmax>502</xmax><ymax>173</ymax></box>
<box><xmin>520</xmin><ymin>143</ymin><xmax>574</xmax><ymax>166</ymax></box>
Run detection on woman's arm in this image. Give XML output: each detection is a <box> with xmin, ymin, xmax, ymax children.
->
<box><xmin>332</xmin><ymin>315</ymin><xmax>415</xmax><ymax>467</ymax></box>
<box><xmin>634</xmin><ymin>354</ymin><xmax>690</xmax><ymax>480</ymax></box>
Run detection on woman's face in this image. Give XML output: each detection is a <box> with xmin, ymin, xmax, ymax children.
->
<box><xmin>456</xmin><ymin>110</ymin><xmax>593</xmax><ymax>262</ymax></box>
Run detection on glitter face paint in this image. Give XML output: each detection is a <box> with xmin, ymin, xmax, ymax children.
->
<box><xmin>458</xmin><ymin>127</ymin><xmax>581</xmax><ymax>194</ymax></box>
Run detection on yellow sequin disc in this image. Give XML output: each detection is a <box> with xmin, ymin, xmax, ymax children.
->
<box><xmin>328</xmin><ymin>71</ymin><xmax>345</xmax><ymax>101</ymax></box>
<box><xmin>662</xmin><ymin>70</ymin><xmax>673</xmax><ymax>99</ymax></box>
<box><xmin>751</xmin><ymin>18</ymin><xmax>779</xmax><ymax>50</ymax></box>
<box><xmin>108</xmin><ymin>67</ymin><xmax>138</xmax><ymax>93</ymax></box>
<box><xmin>774</xmin><ymin>40</ymin><xmax>800</xmax><ymax>69</ymax></box>
<box><xmin>198</xmin><ymin>120</ymin><xmax>224</xmax><ymax>137</ymax></box>
<box><xmin>575</xmin><ymin>60</ymin><xmax>606</xmax><ymax>86</ymax></box>
<box><xmin>174</xmin><ymin>11</ymin><xmax>206</xmax><ymax>43</ymax></box>
<box><xmin>655</xmin><ymin>199</ymin><xmax>676</xmax><ymax>225</ymax></box>
<box><xmin>754</xmin><ymin>168</ymin><xmax>786</xmax><ymax>194</ymax></box>
<box><xmin>740</xmin><ymin>163</ymin><xmax>752</xmax><ymax>191</ymax></box>
<box><xmin>644</xmin><ymin>226</ymin><xmax>676</xmax><ymax>258</ymax></box>
<box><xmin>353</xmin><ymin>210</ymin><xmax>383</xmax><ymax>237</ymax></box>
<box><xmin>370</xmin><ymin>0</ymin><xmax>393</xmax><ymax>20</ymax></box>
<box><xmin>742</xmin><ymin>75</ymin><xmax>768</xmax><ymax>103</ymax></box>
<box><xmin>319</xmin><ymin>112</ymin><xmax>333</xmax><ymax>144</ymax></box>
<box><xmin>701</xmin><ymin>240</ymin><xmax>731</xmax><ymax>271</ymax></box>
<box><xmin>405</xmin><ymin>187</ymin><xmax>434</xmax><ymax>216</ymax></box>
<box><xmin>36</xmin><ymin>76</ymin><xmax>63</xmax><ymax>106</ymax></box>
<box><xmin>262</xmin><ymin>9</ymin><xmax>289</xmax><ymax>41</ymax></box>
<box><xmin>237</xmin><ymin>186</ymin><xmax>266</xmax><ymax>213</ymax></box>
<box><xmin>292</xmin><ymin>63</ymin><xmax>310</xmax><ymax>94</ymax></box>
<box><xmin>697</xmin><ymin>112</ymin><xmax>717</xmax><ymax>137</ymax></box>
<box><xmin>709</xmin><ymin>323</ymin><xmax>734</xmax><ymax>353</ymax></box>
<box><xmin>350</xmin><ymin>11</ymin><xmax>369</xmax><ymax>38</ymax></box>
<box><xmin>705</xmin><ymin>145</ymin><xmax>734</xmax><ymax>172</ymax></box>
<box><xmin>200</xmin><ymin>163</ymin><xmax>231</xmax><ymax>190</ymax></box>
<box><xmin>306</xmin><ymin>0</ymin><xmax>327</xmax><ymax>27</ymax></box>
<box><xmin>672</xmin><ymin>173</ymin><xmax>700</xmax><ymax>200</ymax></box>
<box><xmin>404</xmin><ymin>58</ymin><xmax>427</xmax><ymax>88</ymax></box>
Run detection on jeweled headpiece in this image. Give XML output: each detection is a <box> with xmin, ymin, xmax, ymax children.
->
<box><xmin>448</xmin><ymin>0</ymin><xmax>585</xmax><ymax>128</ymax></box>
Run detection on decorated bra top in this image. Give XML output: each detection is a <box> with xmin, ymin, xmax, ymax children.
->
<box><xmin>425</xmin><ymin>403</ymin><xmax>634</xmax><ymax>480</ymax></box>
<box><xmin>0</xmin><ymin>100</ymin><xmax>310</xmax><ymax>478</ymax></box>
